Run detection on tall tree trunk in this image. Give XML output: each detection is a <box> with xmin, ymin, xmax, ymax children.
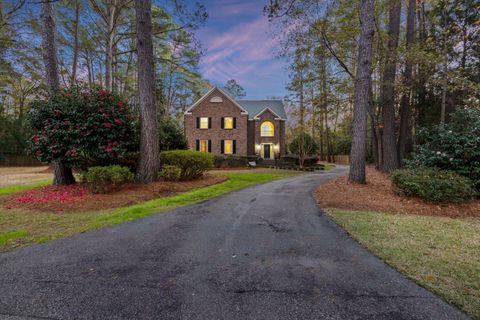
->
<box><xmin>349</xmin><ymin>0</ymin><xmax>375</xmax><ymax>184</ymax></box>
<box><xmin>105</xmin><ymin>3</ymin><xmax>116</xmax><ymax>91</ymax></box>
<box><xmin>40</xmin><ymin>1</ymin><xmax>75</xmax><ymax>185</ymax></box>
<box><xmin>380</xmin><ymin>0</ymin><xmax>401</xmax><ymax>172</ymax></box>
<box><xmin>440</xmin><ymin>5</ymin><xmax>447</xmax><ymax>125</ymax></box>
<box><xmin>70</xmin><ymin>0</ymin><xmax>80</xmax><ymax>87</ymax></box>
<box><xmin>397</xmin><ymin>0</ymin><xmax>415</xmax><ymax>164</ymax></box>
<box><xmin>135</xmin><ymin>0</ymin><xmax>159</xmax><ymax>183</ymax></box>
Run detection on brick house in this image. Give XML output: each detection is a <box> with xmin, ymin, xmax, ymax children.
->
<box><xmin>184</xmin><ymin>87</ymin><xmax>287</xmax><ymax>159</ymax></box>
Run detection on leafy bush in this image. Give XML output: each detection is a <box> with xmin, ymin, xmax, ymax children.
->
<box><xmin>391</xmin><ymin>168</ymin><xmax>477</xmax><ymax>203</ymax></box>
<box><xmin>160</xmin><ymin>150</ymin><xmax>213</xmax><ymax>180</ymax></box>
<box><xmin>159</xmin><ymin>165</ymin><xmax>181</xmax><ymax>181</ymax></box>
<box><xmin>28</xmin><ymin>88</ymin><xmax>136</xmax><ymax>170</ymax></box>
<box><xmin>406</xmin><ymin>108</ymin><xmax>480</xmax><ymax>188</ymax></box>
<box><xmin>280</xmin><ymin>155</ymin><xmax>319</xmax><ymax>167</ymax></box>
<box><xmin>214</xmin><ymin>155</ymin><xmax>249</xmax><ymax>168</ymax></box>
<box><xmin>80</xmin><ymin>165</ymin><xmax>134</xmax><ymax>193</ymax></box>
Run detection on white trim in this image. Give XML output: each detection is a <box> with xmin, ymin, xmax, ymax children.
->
<box><xmin>252</xmin><ymin>107</ymin><xmax>285</xmax><ymax>120</ymax></box>
<box><xmin>184</xmin><ymin>86</ymin><xmax>249</xmax><ymax>115</ymax></box>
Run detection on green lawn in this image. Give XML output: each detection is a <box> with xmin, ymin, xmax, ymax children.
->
<box><xmin>328</xmin><ymin>209</ymin><xmax>480</xmax><ymax>319</ymax></box>
<box><xmin>0</xmin><ymin>169</ymin><xmax>299</xmax><ymax>252</ymax></box>
<box><xmin>0</xmin><ymin>179</ymin><xmax>51</xmax><ymax>196</ymax></box>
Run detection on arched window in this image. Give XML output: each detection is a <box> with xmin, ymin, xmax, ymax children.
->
<box><xmin>260</xmin><ymin>121</ymin><xmax>274</xmax><ymax>137</ymax></box>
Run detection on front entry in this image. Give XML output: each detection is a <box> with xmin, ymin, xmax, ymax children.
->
<box><xmin>261</xmin><ymin>143</ymin><xmax>273</xmax><ymax>159</ymax></box>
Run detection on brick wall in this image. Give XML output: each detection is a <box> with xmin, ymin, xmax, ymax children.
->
<box><xmin>184</xmin><ymin>88</ymin><xmax>248</xmax><ymax>156</ymax></box>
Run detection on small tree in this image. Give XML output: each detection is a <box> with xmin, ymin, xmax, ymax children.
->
<box><xmin>223</xmin><ymin>79</ymin><xmax>246</xmax><ymax>99</ymax></box>
<box><xmin>289</xmin><ymin>132</ymin><xmax>319</xmax><ymax>167</ymax></box>
<box><xmin>28</xmin><ymin>88</ymin><xmax>136</xmax><ymax>171</ymax></box>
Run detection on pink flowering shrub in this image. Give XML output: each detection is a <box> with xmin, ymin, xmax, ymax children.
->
<box><xmin>28</xmin><ymin>88</ymin><xmax>137</xmax><ymax>170</ymax></box>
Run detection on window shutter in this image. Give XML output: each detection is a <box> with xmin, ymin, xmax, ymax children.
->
<box><xmin>208</xmin><ymin>117</ymin><xmax>212</xmax><ymax>128</ymax></box>
<box><xmin>221</xmin><ymin>140</ymin><xmax>224</xmax><ymax>154</ymax></box>
<box><xmin>233</xmin><ymin>117</ymin><xmax>237</xmax><ymax>129</ymax></box>
<box><xmin>196</xmin><ymin>117</ymin><xmax>200</xmax><ymax>129</ymax></box>
<box><xmin>221</xmin><ymin>117</ymin><xmax>224</xmax><ymax>129</ymax></box>
<box><xmin>196</xmin><ymin>140</ymin><xmax>199</xmax><ymax>151</ymax></box>
<box><xmin>233</xmin><ymin>140</ymin><xmax>236</xmax><ymax>154</ymax></box>
<box><xmin>208</xmin><ymin>140</ymin><xmax>212</xmax><ymax>152</ymax></box>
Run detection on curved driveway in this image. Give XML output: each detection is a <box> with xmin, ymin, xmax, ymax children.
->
<box><xmin>0</xmin><ymin>167</ymin><xmax>468</xmax><ymax>319</ymax></box>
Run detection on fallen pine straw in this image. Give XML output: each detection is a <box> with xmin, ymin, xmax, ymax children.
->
<box><xmin>315</xmin><ymin>166</ymin><xmax>480</xmax><ymax>218</ymax></box>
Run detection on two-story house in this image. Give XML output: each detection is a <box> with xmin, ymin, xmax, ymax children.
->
<box><xmin>184</xmin><ymin>87</ymin><xmax>286</xmax><ymax>159</ymax></box>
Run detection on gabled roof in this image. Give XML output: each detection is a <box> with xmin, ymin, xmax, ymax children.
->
<box><xmin>185</xmin><ymin>86</ymin><xmax>287</xmax><ymax>120</ymax></box>
<box><xmin>184</xmin><ymin>86</ymin><xmax>248</xmax><ymax>115</ymax></box>
<box><xmin>236</xmin><ymin>100</ymin><xmax>287</xmax><ymax>120</ymax></box>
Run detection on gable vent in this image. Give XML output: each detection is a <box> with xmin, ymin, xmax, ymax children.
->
<box><xmin>210</xmin><ymin>96</ymin><xmax>223</xmax><ymax>103</ymax></box>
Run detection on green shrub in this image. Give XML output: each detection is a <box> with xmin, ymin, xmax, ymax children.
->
<box><xmin>280</xmin><ymin>155</ymin><xmax>318</xmax><ymax>167</ymax></box>
<box><xmin>406</xmin><ymin>108</ymin><xmax>480</xmax><ymax>189</ymax></box>
<box><xmin>159</xmin><ymin>165</ymin><xmax>182</xmax><ymax>181</ymax></box>
<box><xmin>214</xmin><ymin>155</ymin><xmax>249</xmax><ymax>168</ymax></box>
<box><xmin>81</xmin><ymin>165</ymin><xmax>134</xmax><ymax>193</ymax></box>
<box><xmin>160</xmin><ymin>150</ymin><xmax>213</xmax><ymax>180</ymax></box>
<box><xmin>391</xmin><ymin>168</ymin><xmax>477</xmax><ymax>203</ymax></box>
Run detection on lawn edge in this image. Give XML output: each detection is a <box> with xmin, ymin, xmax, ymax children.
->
<box><xmin>323</xmin><ymin>208</ymin><xmax>474</xmax><ymax>320</ymax></box>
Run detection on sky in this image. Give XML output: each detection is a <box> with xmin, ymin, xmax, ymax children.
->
<box><xmin>196</xmin><ymin>0</ymin><xmax>289</xmax><ymax>100</ymax></box>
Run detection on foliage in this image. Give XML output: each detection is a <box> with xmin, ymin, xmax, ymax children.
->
<box><xmin>223</xmin><ymin>79</ymin><xmax>246</xmax><ymax>99</ymax></box>
<box><xmin>159</xmin><ymin>165</ymin><xmax>182</xmax><ymax>181</ymax></box>
<box><xmin>160</xmin><ymin>150</ymin><xmax>213</xmax><ymax>180</ymax></box>
<box><xmin>391</xmin><ymin>168</ymin><xmax>477</xmax><ymax>203</ymax></box>
<box><xmin>332</xmin><ymin>135</ymin><xmax>352</xmax><ymax>155</ymax></box>
<box><xmin>213</xmin><ymin>155</ymin><xmax>250</xmax><ymax>168</ymax></box>
<box><xmin>28</xmin><ymin>88</ymin><xmax>136</xmax><ymax>170</ymax></box>
<box><xmin>280</xmin><ymin>155</ymin><xmax>319</xmax><ymax>167</ymax></box>
<box><xmin>406</xmin><ymin>108</ymin><xmax>480</xmax><ymax>188</ymax></box>
<box><xmin>80</xmin><ymin>165</ymin><xmax>134</xmax><ymax>193</ymax></box>
<box><xmin>158</xmin><ymin>116</ymin><xmax>188</xmax><ymax>151</ymax></box>
<box><xmin>289</xmin><ymin>132</ymin><xmax>319</xmax><ymax>167</ymax></box>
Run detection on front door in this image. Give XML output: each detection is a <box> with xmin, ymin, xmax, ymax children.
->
<box><xmin>263</xmin><ymin>144</ymin><xmax>271</xmax><ymax>159</ymax></box>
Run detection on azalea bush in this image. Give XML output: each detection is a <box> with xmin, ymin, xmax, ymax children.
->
<box><xmin>28</xmin><ymin>88</ymin><xmax>137</xmax><ymax>170</ymax></box>
<box><xmin>391</xmin><ymin>168</ymin><xmax>477</xmax><ymax>203</ymax></box>
<box><xmin>160</xmin><ymin>150</ymin><xmax>213</xmax><ymax>180</ymax></box>
<box><xmin>406</xmin><ymin>108</ymin><xmax>480</xmax><ymax>188</ymax></box>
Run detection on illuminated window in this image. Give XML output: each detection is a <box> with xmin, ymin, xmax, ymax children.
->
<box><xmin>260</xmin><ymin>121</ymin><xmax>274</xmax><ymax>137</ymax></box>
<box><xmin>200</xmin><ymin>117</ymin><xmax>209</xmax><ymax>129</ymax></box>
<box><xmin>224</xmin><ymin>117</ymin><xmax>233</xmax><ymax>129</ymax></box>
<box><xmin>200</xmin><ymin>140</ymin><xmax>209</xmax><ymax>152</ymax></box>
<box><xmin>224</xmin><ymin>140</ymin><xmax>233</xmax><ymax>154</ymax></box>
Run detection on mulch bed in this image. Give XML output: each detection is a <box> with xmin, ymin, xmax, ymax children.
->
<box><xmin>2</xmin><ymin>174</ymin><xmax>227</xmax><ymax>213</ymax></box>
<box><xmin>315</xmin><ymin>166</ymin><xmax>480</xmax><ymax>218</ymax></box>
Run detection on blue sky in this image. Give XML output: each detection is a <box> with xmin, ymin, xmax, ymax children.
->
<box><xmin>196</xmin><ymin>0</ymin><xmax>289</xmax><ymax>99</ymax></box>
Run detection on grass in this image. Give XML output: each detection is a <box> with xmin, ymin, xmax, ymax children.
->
<box><xmin>328</xmin><ymin>209</ymin><xmax>480</xmax><ymax>319</ymax></box>
<box><xmin>0</xmin><ymin>179</ymin><xmax>50</xmax><ymax>196</ymax></box>
<box><xmin>0</xmin><ymin>169</ymin><xmax>299</xmax><ymax>252</ymax></box>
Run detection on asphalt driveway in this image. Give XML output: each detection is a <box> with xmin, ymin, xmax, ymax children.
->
<box><xmin>0</xmin><ymin>167</ymin><xmax>468</xmax><ymax>319</ymax></box>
